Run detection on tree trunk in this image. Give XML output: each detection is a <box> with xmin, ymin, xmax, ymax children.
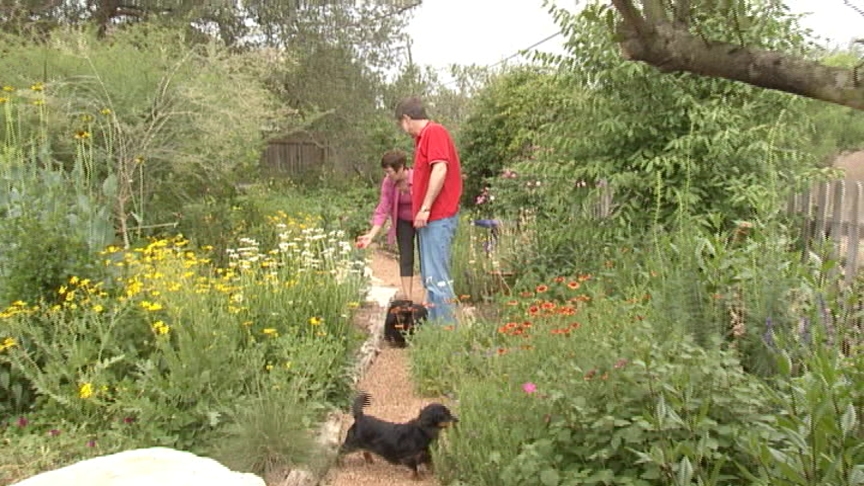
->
<box><xmin>615</xmin><ymin>18</ymin><xmax>864</xmax><ymax>110</ymax></box>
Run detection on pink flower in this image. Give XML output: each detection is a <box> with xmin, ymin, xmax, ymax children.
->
<box><xmin>522</xmin><ymin>382</ymin><xmax>537</xmax><ymax>394</ymax></box>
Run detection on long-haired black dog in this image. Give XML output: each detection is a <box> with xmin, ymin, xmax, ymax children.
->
<box><xmin>384</xmin><ymin>299</ymin><xmax>428</xmax><ymax>347</ymax></box>
<box><xmin>337</xmin><ymin>392</ymin><xmax>458</xmax><ymax>480</ymax></box>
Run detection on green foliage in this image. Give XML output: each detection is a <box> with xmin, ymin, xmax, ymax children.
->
<box><xmin>0</xmin><ymin>215</ymin><xmax>367</xmax><ymax>477</ymax></box>
<box><xmin>543</xmin><ymin>2</ymin><xmax>815</xmax><ymax>227</ymax></box>
<box><xmin>743</xmin><ymin>346</ymin><xmax>864</xmax><ymax>485</ymax></box>
<box><xmin>1</xmin><ymin>25</ymin><xmax>297</xmax><ymax>235</ymax></box>
<box><xmin>410</xmin><ymin>285</ymin><xmax>775</xmax><ymax>486</ymax></box>
<box><xmin>458</xmin><ymin>66</ymin><xmax>571</xmax><ymax>209</ymax></box>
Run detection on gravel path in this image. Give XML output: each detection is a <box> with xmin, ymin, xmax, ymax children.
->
<box><xmin>320</xmin><ymin>247</ymin><xmax>443</xmax><ymax>486</ymax></box>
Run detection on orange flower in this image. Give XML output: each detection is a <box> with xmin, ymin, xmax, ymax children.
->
<box><xmin>536</xmin><ymin>285</ymin><xmax>548</xmax><ymax>293</ymax></box>
<box><xmin>554</xmin><ymin>276</ymin><xmax>565</xmax><ymax>283</ymax></box>
<box><xmin>541</xmin><ymin>301</ymin><xmax>556</xmax><ymax>310</ymax></box>
<box><xmin>570</xmin><ymin>322</ymin><xmax>581</xmax><ymax>329</ymax></box>
<box><xmin>558</xmin><ymin>306</ymin><xmax>576</xmax><ymax>315</ymax></box>
<box><xmin>528</xmin><ymin>305</ymin><xmax>540</xmax><ymax>315</ymax></box>
<box><xmin>520</xmin><ymin>291</ymin><xmax>534</xmax><ymax>298</ymax></box>
<box><xmin>506</xmin><ymin>300</ymin><xmax>519</xmax><ymax>306</ymax></box>
<box><xmin>567</xmin><ymin>281</ymin><xmax>580</xmax><ymax>290</ymax></box>
<box><xmin>578</xmin><ymin>274</ymin><xmax>592</xmax><ymax>282</ymax></box>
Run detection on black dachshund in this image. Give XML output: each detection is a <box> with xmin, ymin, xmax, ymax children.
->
<box><xmin>384</xmin><ymin>299</ymin><xmax>428</xmax><ymax>347</ymax></box>
<box><xmin>337</xmin><ymin>392</ymin><xmax>458</xmax><ymax>480</ymax></box>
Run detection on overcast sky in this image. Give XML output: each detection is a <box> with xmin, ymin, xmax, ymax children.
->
<box><xmin>405</xmin><ymin>0</ymin><xmax>864</xmax><ymax>78</ymax></box>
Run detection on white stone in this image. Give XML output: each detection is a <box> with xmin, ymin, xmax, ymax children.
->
<box><xmin>365</xmin><ymin>285</ymin><xmax>398</xmax><ymax>308</ymax></box>
<box><xmin>12</xmin><ymin>447</ymin><xmax>265</xmax><ymax>486</ymax></box>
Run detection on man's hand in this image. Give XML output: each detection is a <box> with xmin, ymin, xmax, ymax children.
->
<box><xmin>414</xmin><ymin>209</ymin><xmax>430</xmax><ymax>228</ymax></box>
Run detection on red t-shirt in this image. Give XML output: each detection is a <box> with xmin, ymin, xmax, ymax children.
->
<box><xmin>412</xmin><ymin>121</ymin><xmax>463</xmax><ymax>222</ymax></box>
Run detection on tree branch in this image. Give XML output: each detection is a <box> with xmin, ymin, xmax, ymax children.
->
<box><xmin>609</xmin><ymin>0</ymin><xmax>651</xmax><ymax>38</ymax></box>
<box><xmin>641</xmin><ymin>0</ymin><xmax>669</xmax><ymax>23</ymax></box>
<box><xmin>617</xmin><ymin>23</ymin><xmax>864</xmax><ymax>110</ymax></box>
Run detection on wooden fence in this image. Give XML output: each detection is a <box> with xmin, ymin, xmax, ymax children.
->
<box><xmin>261</xmin><ymin>136</ymin><xmax>329</xmax><ymax>175</ymax></box>
<box><xmin>787</xmin><ymin>179</ymin><xmax>864</xmax><ymax>285</ymax></box>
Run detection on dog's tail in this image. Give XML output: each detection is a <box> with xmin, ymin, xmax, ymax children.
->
<box><xmin>351</xmin><ymin>392</ymin><xmax>372</xmax><ymax>418</ymax></box>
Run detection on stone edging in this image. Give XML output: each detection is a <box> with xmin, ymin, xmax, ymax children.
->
<box><xmin>279</xmin><ymin>273</ymin><xmax>398</xmax><ymax>486</ymax></box>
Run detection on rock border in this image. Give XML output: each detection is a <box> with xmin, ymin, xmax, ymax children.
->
<box><xmin>277</xmin><ymin>274</ymin><xmax>398</xmax><ymax>486</ymax></box>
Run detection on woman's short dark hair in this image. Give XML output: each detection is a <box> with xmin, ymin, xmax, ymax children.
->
<box><xmin>381</xmin><ymin>149</ymin><xmax>407</xmax><ymax>170</ymax></box>
<box><xmin>394</xmin><ymin>96</ymin><xmax>428</xmax><ymax>120</ymax></box>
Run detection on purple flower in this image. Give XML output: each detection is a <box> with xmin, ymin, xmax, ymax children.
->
<box><xmin>522</xmin><ymin>382</ymin><xmax>537</xmax><ymax>394</ymax></box>
<box><xmin>48</xmin><ymin>429</ymin><xmax>61</xmax><ymax>437</ymax></box>
<box><xmin>16</xmin><ymin>416</ymin><xmax>28</xmax><ymax>428</ymax></box>
<box><xmin>87</xmin><ymin>439</ymin><xmax>97</xmax><ymax>448</ymax></box>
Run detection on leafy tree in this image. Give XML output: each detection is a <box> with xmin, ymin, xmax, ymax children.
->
<box><xmin>457</xmin><ymin>66</ymin><xmax>571</xmax><ymax>208</ymax></box>
<box><xmin>459</xmin><ymin>2</ymin><xmax>824</xmax><ymax>232</ymax></box>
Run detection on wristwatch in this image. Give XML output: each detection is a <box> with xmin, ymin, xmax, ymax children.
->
<box><xmin>420</xmin><ymin>206</ymin><xmax>431</xmax><ymax>213</ymax></box>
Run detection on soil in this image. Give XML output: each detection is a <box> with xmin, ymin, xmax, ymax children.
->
<box><xmin>319</xmin><ymin>246</ymin><xmax>443</xmax><ymax>486</ymax></box>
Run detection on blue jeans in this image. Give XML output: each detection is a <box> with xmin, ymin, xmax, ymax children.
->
<box><xmin>418</xmin><ymin>215</ymin><xmax>459</xmax><ymax>324</ymax></box>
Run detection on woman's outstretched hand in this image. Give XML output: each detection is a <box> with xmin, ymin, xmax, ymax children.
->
<box><xmin>355</xmin><ymin>234</ymin><xmax>373</xmax><ymax>249</ymax></box>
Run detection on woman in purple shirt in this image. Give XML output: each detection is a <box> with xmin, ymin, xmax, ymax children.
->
<box><xmin>356</xmin><ymin>150</ymin><xmax>418</xmax><ymax>300</ymax></box>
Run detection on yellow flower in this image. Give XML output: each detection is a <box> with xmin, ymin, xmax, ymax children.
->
<box><xmin>0</xmin><ymin>337</ymin><xmax>16</xmax><ymax>352</ymax></box>
<box><xmin>0</xmin><ymin>97</ymin><xmax>7</xmax><ymax>104</ymax></box>
<box><xmin>69</xmin><ymin>276</ymin><xmax>80</xmax><ymax>285</ymax></box>
<box><xmin>347</xmin><ymin>302</ymin><xmax>360</xmax><ymax>309</ymax></box>
<box><xmin>151</xmin><ymin>320</ymin><xmax>170</xmax><ymax>335</ymax></box>
<box><xmin>79</xmin><ymin>382</ymin><xmax>93</xmax><ymax>399</ymax></box>
<box><xmin>140</xmin><ymin>301</ymin><xmax>163</xmax><ymax>311</ymax></box>
<box><xmin>1</xmin><ymin>86</ymin><xmax>13</xmax><ymax>92</ymax></box>
<box><xmin>309</xmin><ymin>316</ymin><xmax>322</xmax><ymax>326</ymax></box>
<box><xmin>32</xmin><ymin>99</ymin><xmax>44</xmax><ymax>106</ymax></box>
<box><xmin>100</xmin><ymin>108</ymin><xmax>111</xmax><ymax>115</ymax></box>
<box><xmin>262</xmin><ymin>328</ymin><xmax>279</xmax><ymax>337</ymax></box>
<box><xmin>265</xmin><ymin>363</ymin><xmax>274</xmax><ymax>371</ymax></box>
<box><xmin>74</xmin><ymin>130</ymin><xmax>91</xmax><ymax>140</ymax></box>
<box><xmin>30</xmin><ymin>82</ymin><xmax>43</xmax><ymax>92</ymax></box>
<box><xmin>11</xmin><ymin>300</ymin><xmax>26</xmax><ymax>307</ymax></box>
<box><xmin>92</xmin><ymin>304</ymin><xmax>104</xmax><ymax>313</ymax></box>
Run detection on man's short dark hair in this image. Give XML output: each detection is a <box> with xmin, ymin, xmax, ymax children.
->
<box><xmin>381</xmin><ymin>149</ymin><xmax>407</xmax><ymax>170</ymax></box>
<box><xmin>395</xmin><ymin>96</ymin><xmax>428</xmax><ymax>120</ymax></box>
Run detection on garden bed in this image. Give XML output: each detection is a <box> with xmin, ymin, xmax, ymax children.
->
<box><xmin>0</xmin><ymin>215</ymin><xmax>371</xmax><ymax>486</ymax></box>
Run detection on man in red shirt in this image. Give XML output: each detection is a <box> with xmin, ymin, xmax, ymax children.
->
<box><xmin>395</xmin><ymin>96</ymin><xmax>462</xmax><ymax>325</ymax></box>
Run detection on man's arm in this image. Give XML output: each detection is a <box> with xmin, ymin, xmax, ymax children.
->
<box><xmin>420</xmin><ymin>161</ymin><xmax>447</xmax><ymax>211</ymax></box>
